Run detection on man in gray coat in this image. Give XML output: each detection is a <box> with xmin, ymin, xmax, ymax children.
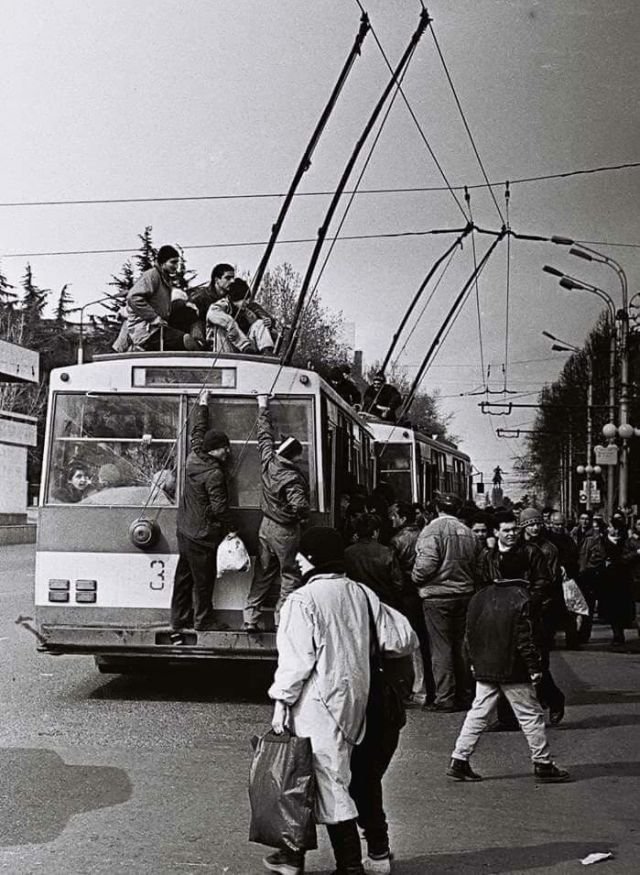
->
<box><xmin>243</xmin><ymin>394</ymin><xmax>310</xmax><ymax>631</ymax></box>
<box><xmin>412</xmin><ymin>493</ymin><xmax>479</xmax><ymax>711</ymax></box>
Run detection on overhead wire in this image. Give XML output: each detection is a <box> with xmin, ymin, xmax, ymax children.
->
<box><xmin>503</xmin><ymin>181</ymin><xmax>511</xmax><ymax>393</ymax></box>
<box><xmin>299</xmin><ymin>37</ymin><xmax>416</xmax><ymax>336</ymax></box>
<box><xmin>463</xmin><ymin>187</ymin><xmax>487</xmax><ymax>392</ymax></box>
<box><xmin>2</xmin><ymin>161</ymin><xmax>639</xmax><ymax>208</ymax></box>
<box><xmin>428</xmin><ymin>22</ymin><xmax>505</xmax><ymax>225</ymax></box>
<box><xmin>391</xmin><ymin>244</ymin><xmax>459</xmax><ymax>366</ymax></box>
<box><xmin>352</xmin><ymin>0</ymin><xmax>469</xmax><ymax>222</ymax></box>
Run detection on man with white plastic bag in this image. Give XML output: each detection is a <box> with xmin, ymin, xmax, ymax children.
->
<box><xmin>264</xmin><ymin>526</ymin><xmax>417</xmax><ymax>875</ymax></box>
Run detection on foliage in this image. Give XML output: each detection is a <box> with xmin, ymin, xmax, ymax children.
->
<box><xmin>525</xmin><ymin>314</ymin><xmax>640</xmax><ymax>510</ymax></box>
<box><xmin>257</xmin><ymin>263</ymin><xmax>351</xmax><ymax>371</ymax></box>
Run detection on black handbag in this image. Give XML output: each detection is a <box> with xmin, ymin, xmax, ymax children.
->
<box><xmin>358</xmin><ymin>586</ymin><xmax>409</xmax><ymax>730</ymax></box>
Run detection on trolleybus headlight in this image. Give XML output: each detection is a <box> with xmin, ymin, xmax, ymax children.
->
<box><xmin>129</xmin><ymin>518</ymin><xmax>159</xmax><ymax>549</ymax></box>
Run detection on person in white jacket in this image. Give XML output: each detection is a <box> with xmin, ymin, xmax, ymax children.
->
<box><xmin>265</xmin><ymin>526</ymin><xmax>417</xmax><ymax>875</ymax></box>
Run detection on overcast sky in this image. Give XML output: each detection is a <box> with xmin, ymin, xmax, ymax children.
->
<box><xmin>3</xmin><ymin>0</ymin><xmax>640</xmax><ymax>495</ymax></box>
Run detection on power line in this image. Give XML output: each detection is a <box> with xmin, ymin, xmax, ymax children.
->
<box><xmin>0</xmin><ymin>227</ymin><xmax>473</xmax><ymax>259</ymax></box>
<box><xmin>3</xmin><ymin>163</ymin><xmax>638</xmax><ymax>210</ymax></box>
<box><xmin>428</xmin><ymin>22</ymin><xmax>505</xmax><ymax>225</ymax></box>
<box><xmin>353</xmin><ymin>0</ymin><xmax>468</xmax><ymax>221</ymax></box>
<box><xmin>4</xmin><ymin>225</ymin><xmax>640</xmax><ymax>262</ymax></box>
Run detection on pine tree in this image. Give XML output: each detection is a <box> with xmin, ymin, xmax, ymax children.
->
<box><xmin>54</xmin><ymin>284</ymin><xmax>74</xmax><ymax>324</ymax></box>
<box><xmin>133</xmin><ymin>226</ymin><xmax>156</xmax><ymax>274</ymax></box>
<box><xmin>20</xmin><ymin>264</ymin><xmax>49</xmax><ymax>346</ymax></box>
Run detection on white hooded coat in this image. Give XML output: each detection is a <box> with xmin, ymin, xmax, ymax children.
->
<box><xmin>268</xmin><ymin>572</ymin><xmax>417</xmax><ymax>824</ymax></box>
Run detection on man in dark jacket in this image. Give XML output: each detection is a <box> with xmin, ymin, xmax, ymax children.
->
<box><xmin>170</xmin><ymin>392</ymin><xmax>236</xmax><ymax>637</ymax></box>
<box><xmin>446</xmin><ymin>577</ymin><xmax>570</xmax><ymax>784</ymax></box>
<box><xmin>362</xmin><ymin>372</ymin><xmax>402</xmax><ymax>421</ymax></box>
<box><xmin>390</xmin><ymin>502</ymin><xmax>432</xmax><ymax>706</ymax></box>
<box><xmin>345</xmin><ymin>513</ymin><xmax>405</xmax><ymax>612</ymax></box>
<box><xmin>343</xmin><ymin>517</ymin><xmax>413</xmax><ymax>873</ymax></box>
<box><xmin>480</xmin><ymin>511</ymin><xmax>566</xmax><ymax>725</ymax></box>
<box><xmin>412</xmin><ymin>492</ymin><xmax>480</xmax><ymax>712</ymax></box>
<box><xmin>328</xmin><ymin>365</ymin><xmax>362</xmax><ymax>406</ymax></box>
<box><xmin>243</xmin><ymin>394</ymin><xmax>310</xmax><ymax>631</ymax></box>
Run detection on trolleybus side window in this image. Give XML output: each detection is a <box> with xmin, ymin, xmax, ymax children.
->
<box><xmin>46</xmin><ymin>394</ymin><xmax>179</xmax><ymax>506</ymax></box>
<box><xmin>198</xmin><ymin>396</ymin><xmax>317</xmax><ymax>509</ymax></box>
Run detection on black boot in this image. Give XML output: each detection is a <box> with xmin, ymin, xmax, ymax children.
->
<box><xmin>326</xmin><ymin>819</ymin><xmax>365</xmax><ymax>875</ymax></box>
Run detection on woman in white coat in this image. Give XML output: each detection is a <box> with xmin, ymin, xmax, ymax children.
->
<box><xmin>265</xmin><ymin>527</ymin><xmax>417</xmax><ymax>875</ymax></box>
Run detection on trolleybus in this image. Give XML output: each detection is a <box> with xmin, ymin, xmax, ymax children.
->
<box><xmin>367</xmin><ymin>418</ymin><xmax>471</xmax><ymax>507</ymax></box>
<box><xmin>35</xmin><ymin>351</ymin><xmax>373</xmax><ymax>670</ymax></box>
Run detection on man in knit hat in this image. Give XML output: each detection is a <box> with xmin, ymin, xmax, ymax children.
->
<box><xmin>115</xmin><ymin>245</ymin><xmax>202</xmax><ymax>352</ymax></box>
<box><xmin>243</xmin><ymin>394</ymin><xmax>310</xmax><ymax>631</ymax></box>
<box><xmin>170</xmin><ymin>391</ymin><xmax>236</xmax><ymax>638</ymax></box>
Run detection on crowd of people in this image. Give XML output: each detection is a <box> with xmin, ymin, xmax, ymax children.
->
<box><xmin>260</xmin><ymin>490</ymin><xmax>640</xmax><ymax>874</ymax></box>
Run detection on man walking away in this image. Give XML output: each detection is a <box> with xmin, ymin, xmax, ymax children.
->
<box><xmin>266</xmin><ymin>527</ymin><xmax>417</xmax><ymax>875</ymax></box>
<box><xmin>243</xmin><ymin>394</ymin><xmax>310</xmax><ymax>631</ymax></box>
<box><xmin>170</xmin><ymin>392</ymin><xmax>236</xmax><ymax>638</ymax></box>
<box><xmin>412</xmin><ymin>493</ymin><xmax>479</xmax><ymax>712</ymax></box>
<box><xmin>446</xmin><ymin>575</ymin><xmax>570</xmax><ymax>784</ymax></box>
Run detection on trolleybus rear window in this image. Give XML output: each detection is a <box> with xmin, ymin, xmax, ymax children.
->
<box><xmin>376</xmin><ymin>443</ymin><xmax>412</xmax><ymax>503</ymax></box>
<box><xmin>198</xmin><ymin>397</ymin><xmax>317</xmax><ymax>509</ymax></box>
<box><xmin>46</xmin><ymin>394</ymin><xmax>179</xmax><ymax>506</ymax></box>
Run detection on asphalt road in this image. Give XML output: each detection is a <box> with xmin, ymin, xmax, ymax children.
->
<box><xmin>2</xmin><ymin>543</ymin><xmax>640</xmax><ymax>874</ymax></box>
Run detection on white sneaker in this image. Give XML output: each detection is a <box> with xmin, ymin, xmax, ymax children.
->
<box><xmin>363</xmin><ymin>854</ymin><xmax>391</xmax><ymax>874</ymax></box>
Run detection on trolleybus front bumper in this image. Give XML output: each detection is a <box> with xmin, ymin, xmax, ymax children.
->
<box><xmin>37</xmin><ymin>624</ymin><xmax>278</xmax><ymax>660</ymax></box>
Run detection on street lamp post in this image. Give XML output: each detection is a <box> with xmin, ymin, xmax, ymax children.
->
<box><xmin>549</xmin><ymin>240</ymin><xmax>631</xmax><ymax>510</ymax></box>
<box><xmin>542</xmin><ymin>266</ymin><xmax>621</xmax><ymax>517</ymax></box>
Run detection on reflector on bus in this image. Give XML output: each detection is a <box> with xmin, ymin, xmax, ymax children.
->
<box><xmin>132</xmin><ymin>366</ymin><xmax>237</xmax><ymax>388</ymax></box>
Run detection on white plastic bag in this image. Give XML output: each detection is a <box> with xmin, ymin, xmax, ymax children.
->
<box><xmin>562</xmin><ymin>578</ymin><xmax>589</xmax><ymax>616</ymax></box>
<box><xmin>216</xmin><ymin>535</ymin><xmax>251</xmax><ymax>575</ymax></box>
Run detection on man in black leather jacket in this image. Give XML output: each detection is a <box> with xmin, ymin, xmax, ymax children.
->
<box><xmin>170</xmin><ymin>392</ymin><xmax>236</xmax><ymax>636</ymax></box>
<box><xmin>479</xmin><ymin>510</ymin><xmax>566</xmax><ymax>725</ymax></box>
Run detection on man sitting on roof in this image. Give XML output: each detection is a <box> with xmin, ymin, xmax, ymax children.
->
<box><xmin>363</xmin><ymin>372</ymin><xmax>403</xmax><ymax>422</ymax></box>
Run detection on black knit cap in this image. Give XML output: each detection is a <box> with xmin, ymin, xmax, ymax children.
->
<box><xmin>156</xmin><ymin>245</ymin><xmax>180</xmax><ymax>264</ymax></box>
<box><xmin>299</xmin><ymin>526</ymin><xmax>345</xmax><ymax>566</ymax></box>
<box><xmin>202</xmin><ymin>429</ymin><xmax>230</xmax><ymax>452</ymax></box>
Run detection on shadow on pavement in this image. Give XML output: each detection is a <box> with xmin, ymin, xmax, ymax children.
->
<box><xmin>564</xmin><ymin>760</ymin><xmax>640</xmax><ymax>781</ymax></box>
<box><xmin>390</xmin><ymin>841</ymin><xmax>614</xmax><ymax>873</ymax></box>
<box><xmin>558</xmin><ymin>712</ymin><xmax>640</xmax><ymax>730</ymax></box>
<box><xmin>0</xmin><ymin>747</ymin><xmax>131</xmax><ymax>847</ymax></box>
<box><xmin>87</xmin><ymin>660</ymin><xmax>274</xmax><ymax>704</ymax></box>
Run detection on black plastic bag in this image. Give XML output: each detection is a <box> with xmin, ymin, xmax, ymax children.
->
<box><xmin>248</xmin><ymin>729</ymin><xmax>317</xmax><ymax>852</ymax></box>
